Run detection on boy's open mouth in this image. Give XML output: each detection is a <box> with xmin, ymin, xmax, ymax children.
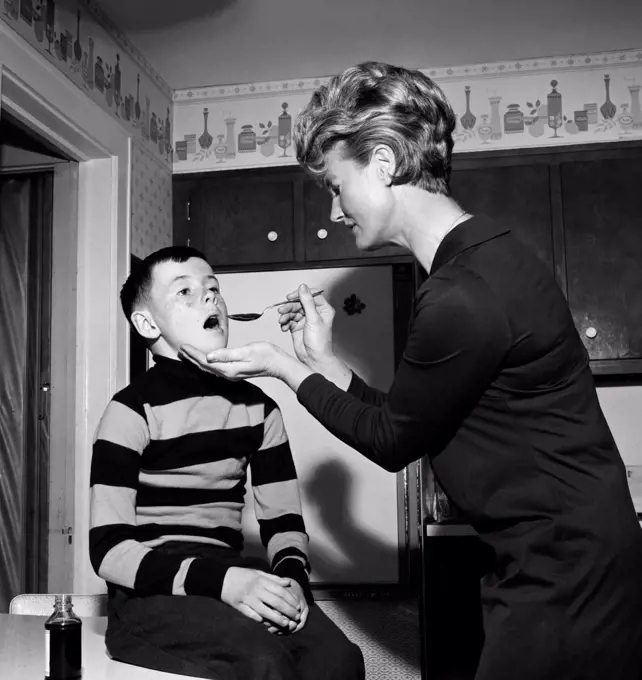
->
<box><xmin>203</xmin><ymin>314</ymin><xmax>220</xmax><ymax>330</ymax></box>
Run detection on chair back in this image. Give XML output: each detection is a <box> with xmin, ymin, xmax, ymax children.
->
<box><xmin>9</xmin><ymin>593</ymin><xmax>107</xmax><ymax>617</ymax></box>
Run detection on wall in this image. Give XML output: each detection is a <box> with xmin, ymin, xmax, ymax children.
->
<box><xmin>0</xmin><ymin>0</ymin><xmax>173</xmax><ymax>257</ymax></box>
<box><xmin>100</xmin><ymin>0</ymin><xmax>642</xmax><ymax>89</ymax></box>
<box><xmin>172</xmin><ymin>47</ymin><xmax>642</xmax><ymax>173</ymax></box>
<box><xmin>130</xmin><ymin>139</ymin><xmax>172</xmax><ymax>257</ymax></box>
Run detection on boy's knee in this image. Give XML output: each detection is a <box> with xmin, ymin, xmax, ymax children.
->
<box><xmin>337</xmin><ymin>638</ymin><xmax>366</xmax><ymax>677</ymax></box>
<box><xmin>318</xmin><ymin>635</ymin><xmax>365</xmax><ymax>678</ymax></box>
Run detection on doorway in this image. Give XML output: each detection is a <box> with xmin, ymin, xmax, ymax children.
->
<box><xmin>0</xmin><ymin>112</ymin><xmax>69</xmax><ymax>612</ymax></box>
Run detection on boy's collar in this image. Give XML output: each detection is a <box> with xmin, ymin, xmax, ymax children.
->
<box><xmin>152</xmin><ymin>354</ymin><xmax>213</xmax><ymax>381</ymax></box>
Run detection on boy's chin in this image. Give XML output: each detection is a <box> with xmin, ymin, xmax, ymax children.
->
<box><xmin>197</xmin><ymin>336</ymin><xmax>228</xmax><ymax>355</ymax></box>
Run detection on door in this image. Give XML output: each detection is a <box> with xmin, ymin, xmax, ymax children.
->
<box><xmin>450</xmin><ymin>161</ymin><xmax>556</xmax><ymax>274</ymax></box>
<box><xmin>188</xmin><ymin>175</ymin><xmax>296</xmax><ymax>267</ymax></box>
<box><xmin>0</xmin><ymin>171</ymin><xmax>53</xmax><ymax>611</ymax></box>
<box><xmin>561</xmin><ymin>153</ymin><xmax>642</xmax><ymax>364</ymax></box>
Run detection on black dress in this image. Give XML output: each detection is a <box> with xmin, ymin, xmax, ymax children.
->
<box><xmin>297</xmin><ymin>215</ymin><xmax>642</xmax><ymax>680</ymax></box>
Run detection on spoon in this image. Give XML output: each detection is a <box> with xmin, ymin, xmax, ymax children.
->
<box><xmin>228</xmin><ymin>289</ymin><xmax>324</xmax><ymax>321</ymax></box>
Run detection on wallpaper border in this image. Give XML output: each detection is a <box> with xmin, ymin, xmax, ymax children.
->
<box><xmin>81</xmin><ymin>0</ymin><xmax>172</xmax><ymax>99</ymax></box>
<box><xmin>173</xmin><ymin>47</ymin><xmax>642</xmax><ymax>104</ymax></box>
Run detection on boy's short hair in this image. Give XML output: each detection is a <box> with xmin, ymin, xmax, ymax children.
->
<box><xmin>120</xmin><ymin>245</ymin><xmax>209</xmax><ymax>327</ymax></box>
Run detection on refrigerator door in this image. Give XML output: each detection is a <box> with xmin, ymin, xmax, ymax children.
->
<box><xmin>219</xmin><ymin>265</ymin><xmax>399</xmax><ymax>584</ymax></box>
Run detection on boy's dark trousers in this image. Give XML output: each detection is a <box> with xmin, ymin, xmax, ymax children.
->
<box><xmin>105</xmin><ymin>547</ymin><xmax>365</xmax><ymax>680</ymax></box>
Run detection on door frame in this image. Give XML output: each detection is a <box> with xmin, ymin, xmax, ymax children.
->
<box><xmin>1</xmin><ymin>20</ymin><xmax>131</xmax><ymax>594</ymax></box>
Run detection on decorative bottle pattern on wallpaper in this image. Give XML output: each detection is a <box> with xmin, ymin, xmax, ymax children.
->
<box><xmin>629</xmin><ymin>84</ymin><xmax>642</xmax><ymax>128</ymax></box>
<box><xmin>278</xmin><ymin>102</ymin><xmax>292</xmax><ymax>157</ymax></box>
<box><xmin>547</xmin><ymin>80</ymin><xmax>563</xmax><ymax>138</ymax></box>
<box><xmin>189</xmin><ymin>101</ymin><xmax>292</xmax><ymax>163</ymax></box>
<box><xmin>460</xmin><ymin>86</ymin><xmax>476</xmax><ymax>130</ymax></box>
<box><xmin>173</xmin><ymin>54</ymin><xmax>642</xmax><ymax>167</ymax></box>
<box><xmin>1</xmin><ymin>2</ymin><xmax>170</xmax><ymax>163</ymax></box>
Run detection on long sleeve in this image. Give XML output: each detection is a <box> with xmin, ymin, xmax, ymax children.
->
<box><xmin>89</xmin><ymin>389</ymin><xmax>231</xmax><ymax>599</ymax></box>
<box><xmin>249</xmin><ymin>397</ymin><xmax>312</xmax><ymax>600</ymax></box>
<box><xmin>296</xmin><ymin>270</ymin><xmax>512</xmax><ymax>472</ymax></box>
<box><xmin>346</xmin><ymin>371</ymin><xmax>388</xmax><ymax>407</ymax></box>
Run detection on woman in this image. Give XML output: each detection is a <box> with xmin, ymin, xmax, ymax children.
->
<box><xmin>181</xmin><ymin>62</ymin><xmax>642</xmax><ymax>680</ymax></box>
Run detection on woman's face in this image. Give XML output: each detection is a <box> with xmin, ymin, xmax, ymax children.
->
<box><xmin>323</xmin><ymin>145</ymin><xmax>396</xmax><ymax>251</ymax></box>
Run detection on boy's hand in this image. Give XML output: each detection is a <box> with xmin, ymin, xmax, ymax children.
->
<box><xmin>261</xmin><ymin>580</ymin><xmax>309</xmax><ymax>635</ymax></box>
<box><xmin>221</xmin><ymin>567</ymin><xmax>302</xmax><ymax>630</ymax></box>
<box><xmin>283</xmin><ymin>580</ymin><xmax>309</xmax><ymax>633</ymax></box>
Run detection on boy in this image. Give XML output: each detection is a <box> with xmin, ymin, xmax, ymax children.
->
<box><xmin>89</xmin><ymin>246</ymin><xmax>364</xmax><ymax>679</ymax></box>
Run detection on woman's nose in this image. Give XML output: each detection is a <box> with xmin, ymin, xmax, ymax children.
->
<box><xmin>329</xmin><ymin>195</ymin><xmax>344</xmax><ymax>223</ymax></box>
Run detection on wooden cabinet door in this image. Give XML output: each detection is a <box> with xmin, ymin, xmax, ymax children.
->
<box><xmin>450</xmin><ymin>162</ymin><xmax>557</xmax><ymax>276</ymax></box>
<box><xmin>302</xmin><ymin>180</ymin><xmax>404</xmax><ymax>261</ymax></box>
<box><xmin>188</xmin><ymin>176</ymin><xmax>295</xmax><ymax>268</ymax></box>
<box><xmin>561</xmin><ymin>154</ymin><xmax>642</xmax><ymax>366</ymax></box>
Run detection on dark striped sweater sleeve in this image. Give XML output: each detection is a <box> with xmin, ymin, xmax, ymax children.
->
<box><xmin>89</xmin><ymin>388</ymin><xmax>230</xmax><ymax>599</ymax></box>
<box><xmin>249</xmin><ymin>397</ymin><xmax>312</xmax><ymax>600</ymax></box>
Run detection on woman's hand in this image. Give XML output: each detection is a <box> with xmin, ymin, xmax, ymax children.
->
<box><xmin>180</xmin><ymin>341</ymin><xmax>283</xmax><ymax>381</ymax></box>
<box><xmin>180</xmin><ymin>341</ymin><xmax>314</xmax><ymax>391</ymax></box>
<box><xmin>278</xmin><ymin>284</ymin><xmax>336</xmax><ymax>368</ymax></box>
<box><xmin>278</xmin><ymin>284</ymin><xmax>352</xmax><ymax>391</ymax></box>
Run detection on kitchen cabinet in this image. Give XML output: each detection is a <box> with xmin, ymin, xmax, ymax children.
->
<box><xmin>450</xmin><ymin>162</ymin><xmax>557</xmax><ymax>275</ymax></box>
<box><xmin>560</xmin><ymin>154</ymin><xmax>642</xmax><ymax>371</ymax></box>
<box><xmin>180</xmin><ymin>172</ymin><xmax>296</xmax><ymax>268</ymax></box>
<box><xmin>173</xmin><ymin>169</ymin><xmax>412</xmax><ymax>269</ymax></box>
<box><xmin>302</xmin><ymin>179</ymin><xmax>403</xmax><ymax>261</ymax></box>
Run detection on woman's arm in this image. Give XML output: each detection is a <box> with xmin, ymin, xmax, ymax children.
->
<box><xmin>294</xmin><ymin>273</ymin><xmax>511</xmax><ymax>471</ymax></box>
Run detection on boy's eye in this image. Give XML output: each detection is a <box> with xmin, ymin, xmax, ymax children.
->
<box><xmin>177</xmin><ymin>288</ymin><xmax>191</xmax><ymax>296</ymax></box>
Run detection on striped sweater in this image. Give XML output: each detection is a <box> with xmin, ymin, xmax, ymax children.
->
<box><xmin>89</xmin><ymin>355</ymin><xmax>310</xmax><ymax>599</ymax></box>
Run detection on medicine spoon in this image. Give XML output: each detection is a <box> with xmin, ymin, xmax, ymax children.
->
<box><xmin>228</xmin><ymin>289</ymin><xmax>324</xmax><ymax>321</ymax></box>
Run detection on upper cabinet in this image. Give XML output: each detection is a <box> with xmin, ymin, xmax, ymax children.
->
<box><xmin>560</xmin><ymin>152</ymin><xmax>642</xmax><ymax>371</ymax></box>
<box><xmin>450</xmin><ymin>161</ymin><xmax>557</xmax><ymax>275</ymax></box>
<box><xmin>174</xmin><ymin>173</ymin><xmax>295</xmax><ymax>268</ymax></box>
<box><xmin>302</xmin><ymin>180</ymin><xmax>403</xmax><ymax>262</ymax></box>
<box><xmin>173</xmin><ymin>141</ymin><xmax>642</xmax><ymax>375</ymax></box>
<box><xmin>174</xmin><ymin>169</ymin><xmax>411</xmax><ymax>268</ymax></box>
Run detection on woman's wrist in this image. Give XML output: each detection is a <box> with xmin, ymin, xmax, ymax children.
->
<box><xmin>306</xmin><ymin>355</ymin><xmax>352</xmax><ymax>391</ymax></box>
<box><xmin>272</xmin><ymin>348</ymin><xmax>314</xmax><ymax>392</ymax></box>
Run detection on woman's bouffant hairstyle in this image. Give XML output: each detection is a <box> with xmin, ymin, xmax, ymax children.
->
<box><xmin>294</xmin><ymin>62</ymin><xmax>456</xmax><ymax>196</ymax></box>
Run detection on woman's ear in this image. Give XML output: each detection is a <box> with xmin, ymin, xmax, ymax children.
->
<box><xmin>131</xmin><ymin>310</ymin><xmax>161</xmax><ymax>341</ymax></box>
<box><xmin>372</xmin><ymin>145</ymin><xmax>396</xmax><ymax>186</ymax></box>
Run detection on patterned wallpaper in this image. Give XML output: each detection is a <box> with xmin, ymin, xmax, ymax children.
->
<box><xmin>172</xmin><ymin>47</ymin><xmax>642</xmax><ymax>173</ymax></box>
<box><xmin>130</xmin><ymin>139</ymin><xmax>172</xmax><ymax>258</ymax></box>
<box><xmin>0</xmin><ymin>0</ymin><xmax>173</xmax><ymax>168</ymax></box>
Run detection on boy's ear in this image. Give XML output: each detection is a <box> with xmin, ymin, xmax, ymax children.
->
<box><xmin>131</xmin><ymin>309</ymin><xmax>161</xmax><ymax>340</ymax></box>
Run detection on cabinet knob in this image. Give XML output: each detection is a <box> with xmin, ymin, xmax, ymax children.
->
<box><xmin>317</xmin><ymin>228</ymin><xmax>328</xmax><ymax>240</ymax></box>
<box><xmin>585</xmin><ymin>326</ymin><xmax>597</xmax><ymax>339</ymax></box>
<box><xmin>267</xmin><ymin>231</ymin><xmax>278</xmax><ymax>242</ymax></box>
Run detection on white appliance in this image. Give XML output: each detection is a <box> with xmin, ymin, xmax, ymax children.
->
<box><xmin>218</xmin><ymin>266</ymin><xmax>400</xmax><ymax>584</ymax></box>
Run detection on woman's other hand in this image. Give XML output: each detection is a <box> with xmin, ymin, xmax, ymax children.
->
<box><xmin>278</xmin><ymin>284</ymin><xmax>335</xmax><ymax>367</ymax></box>
<box><xmin>278</xmin><ymin>284</ymin><xmax>352</xmax><ymax>390</ymax></box>
<box><xmin>180</xmin><ymin>341</ymin><xmax>313</xmax><ymax>391</ymax></box>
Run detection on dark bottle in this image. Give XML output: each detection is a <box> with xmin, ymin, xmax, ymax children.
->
<box><xmin>45</xmin><ymin>595</ymin><xmax>82</xmax><ymax>680</ymax></box>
